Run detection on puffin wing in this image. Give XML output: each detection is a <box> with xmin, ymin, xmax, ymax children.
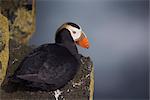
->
<box><xmin>14</xmin><ymin>44</ymin><xmax>79</xmax><ymax>89</ymax></box>
<box><xmin>36</xmin><ymin>45</ymin><xmax>79</xmax><ymax>86</ymax></box>
<box><xmin>14</xmin><ymin>44</ymin><xmax>49</xmax><ymax>82</ymax></box>
<box><xmin>38</xmin><ymin>62</ymin><xmax>77</xmax><ymax>84</ymax></box>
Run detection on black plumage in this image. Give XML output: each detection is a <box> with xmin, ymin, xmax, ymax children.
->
<box><xmin>67</xmin><ymin>22</ymin><xmax>80</xmax><ymax>29</ymax></box>
<box><xmin>4</xmin><ymin>28</ymin><xmax>82</xmax><ymax>92</ymax></box>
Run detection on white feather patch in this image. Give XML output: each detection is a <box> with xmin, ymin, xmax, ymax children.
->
<box><xmin>65</xmin><ymin>25</ymin><xmax>82</xmax><ymax>41</ymax></box>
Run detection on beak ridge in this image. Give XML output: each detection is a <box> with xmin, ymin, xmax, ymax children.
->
<box><xmin>76</xmin><ymin>37</ymin><xmax>90</xmax><ymax>48</ymax></box>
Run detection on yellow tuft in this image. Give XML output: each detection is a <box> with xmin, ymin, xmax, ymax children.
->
<box><xmin>0</xmin><ymin>13</ymin><xmax>9</xmax><ymax>83</ymax></box>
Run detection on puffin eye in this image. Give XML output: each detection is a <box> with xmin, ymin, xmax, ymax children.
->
<box><xmin>72</xmin><ymin>31</ymin><xmax>76</xmax><ymax>34</ymax></box>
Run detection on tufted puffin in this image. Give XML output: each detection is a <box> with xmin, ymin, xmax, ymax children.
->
<box><xmin>3</xmin><ymin>22</ymin><xmax>90</xmax><ymax>92</ymax></box>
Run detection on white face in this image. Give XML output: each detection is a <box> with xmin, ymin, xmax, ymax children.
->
<box><xmin>66</xmin><ymin>25</ymin><xmax>82</xmax><ymax>41</ymax></box>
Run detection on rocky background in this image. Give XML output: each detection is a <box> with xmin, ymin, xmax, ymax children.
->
<box><xmin>0</xmin><ymin>0</ymin><xmax>94</xmax><ymax>100</ymax></box>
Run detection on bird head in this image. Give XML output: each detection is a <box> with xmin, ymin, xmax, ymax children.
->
<box><xmin>56</xmin><ymin>22</ymin><xmax>90</xmax><ymax>49</ymax></box>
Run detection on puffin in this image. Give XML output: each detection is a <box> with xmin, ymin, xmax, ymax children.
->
<box><xmin>3</xmin><ymin>22</ymin><xmax>90</xmax><ymax>92</ymax></box>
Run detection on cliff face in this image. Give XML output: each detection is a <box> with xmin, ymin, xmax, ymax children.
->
<box><xmin>0</xmin><ymin>0</ymin><xmax>35</xmax><ymax>85</ymax></box>
<box><xmin>0</xmin><ymin>0</ymin><xmax>35</xmax><ymax>44</ymax></box>
<box><xmin>0</xmin><ymin>13</ymin><xmax>9</xmax><ymax>82</ymax></box>
<box><xmin>1</xmin><ymin>39</ymin><xmax>93</xmax><ymax>100</ymax></box>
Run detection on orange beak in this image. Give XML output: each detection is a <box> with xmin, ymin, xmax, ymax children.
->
<box><xmin>76</xmin><ymin>32</ymin><xmax>90</xmax><ymax>48</ymax></box>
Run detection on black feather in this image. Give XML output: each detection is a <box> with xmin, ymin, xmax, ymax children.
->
<box><xmin>66</xmin><ymin>22</ymin><xmax>80</xmax><ymax>29</ymax></box>
<box><xmin>4</xmin><ymin>28</ymin><xmax>82</xmax><ymax>92</ymax></box>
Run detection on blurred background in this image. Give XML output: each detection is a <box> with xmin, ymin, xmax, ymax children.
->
<box><xmin>29</xmin><ymin>0</ymin><xmax>149</xmax><ymax>99</ymax></box>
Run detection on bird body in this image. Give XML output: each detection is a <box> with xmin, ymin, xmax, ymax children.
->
<box><xmin>2</xmin><ymin>22</ymin><xmax>90</xmax><ymax>92</ymax></box>
<box><xmin>12</xmin><ymin>43</ymin><xmax>79</xmax><ymax>91</ymax></box>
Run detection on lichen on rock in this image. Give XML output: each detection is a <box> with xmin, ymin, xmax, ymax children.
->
<box><xmin>11</xmin><ymin>7</ymin><xmax>35</xmax><ymax>43</ymax></box>
<box><xmin>0</xmin><ymin>0</ymin><xmax>35</xmax><ymax>44</ymax></box>
<box><xmin>0</xmin><ymin>13</ymin><xmax>9</xmax><ymax>83</ymax></box>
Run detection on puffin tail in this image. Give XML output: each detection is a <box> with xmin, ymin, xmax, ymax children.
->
<box><xmin>1</xmin><ymin>75</ymin><xmax>20</xmax><ymax>93</ymax></box>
